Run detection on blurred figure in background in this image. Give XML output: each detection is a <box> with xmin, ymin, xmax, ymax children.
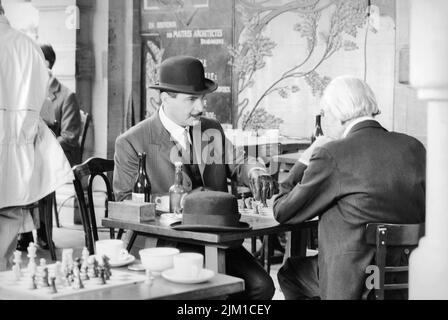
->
<box><xmin>17</xmin><ymin>43</ymin><xmax>82</xmax><ymax>251</ymax></box>
<box><xmin>0</xmin><ymin>2</ymin><xmax>73</xmax><ymax>270</ymax></box>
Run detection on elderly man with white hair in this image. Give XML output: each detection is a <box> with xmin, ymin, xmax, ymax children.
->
<box><xmin>273</xmin><ymin>75</ymin><xmax>426</xmax><ymax>300</ymax></box>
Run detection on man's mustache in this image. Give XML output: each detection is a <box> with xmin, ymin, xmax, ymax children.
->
<box><xmin>191</xmin><ymin>112</ymin><xmax>203</xmax><ymax>118</ymax></box>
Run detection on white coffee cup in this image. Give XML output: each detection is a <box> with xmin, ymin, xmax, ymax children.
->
<box><xmin>153</xmin><ymin>195</ymin><xmax>170</xmax><ymax>212</ymax></box>
<box><xmin>173</xmin><ymin>253</ymin><xmax>204</xmax><ymax>279</ymax></box>
<box><xmin>95</xmin><ymin>239</ymin><xmax>128</xmax><ymax>262</ymax></box>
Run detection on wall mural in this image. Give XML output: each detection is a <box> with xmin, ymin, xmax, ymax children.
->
<box><xmin>231</xmin><ymin>0</ymin><xmax>372</xmax><ymax>135</ymax></box>
<box><xmin>141</xmin><ymin>0</ymin><xmax>395</xmax><ymax>138</ymax></box>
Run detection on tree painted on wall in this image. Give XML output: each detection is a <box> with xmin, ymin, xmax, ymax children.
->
<box><xmin>229</xmin><ymin>0</ymin><xmax>369</xmax><ymax>130</ymax></box>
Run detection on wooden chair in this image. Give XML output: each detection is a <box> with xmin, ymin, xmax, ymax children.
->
<box><xmin>23</xmin><ymin>193</ymin><xmax>57</xmax><ymax>261</ymax></box>
<box><xmin>54</xmin><ymin>109</ymin><xmax>91</xmax><ymax>228</ymax></box>
<box><xmin>365</xmin><ymin>223</ymin><xmax>425</xmax><ymax>300</ymax></box>
<box><xmin>78</xmin><ymin>110</ymin><xmax>91</xmax><ymax>163</ymax></box>
<box><xmin>73</xmin><ymin>157</ymin><xmax>124</xmax><ymax>254</ymax></box>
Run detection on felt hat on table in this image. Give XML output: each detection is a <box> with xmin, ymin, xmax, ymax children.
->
<box><xmin>171</xmin><ymin>190</ymin><xmax>252</xmax><ymax>232</ymax></box>
<box><xmin>149</xmin><ymin>56</ymin><xmax>218</xmax><ymax>95</ymax></box>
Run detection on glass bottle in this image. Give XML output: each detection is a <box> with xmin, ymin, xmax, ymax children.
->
<box><xmin>132</xmin><ymin>152</ymin><xmax>151</xmax><ymax>202</ymax></box>
<box><xmin>311</xmin><ymin>114</ymin><xmax>324</xmax><ymax>143</ymax></box>
<box><xmin>169</xmin><ymin>162</ymin><xmax>187</xmax><ymax>214</ymax></box>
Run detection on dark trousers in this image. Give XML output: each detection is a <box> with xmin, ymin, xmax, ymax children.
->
<box><xmin>278</xmin><ymin>255</ymin><xmax>320</xmax><ymax>300</ymax></box>
<box><xmin>178</xmin><ymin>243</ymin><xmax>275</xmax><ymax>300</ymax></box>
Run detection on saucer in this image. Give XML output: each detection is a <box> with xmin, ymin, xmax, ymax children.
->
<box><xmin>161</xmin><ymin>268</ymin><xmax>215</xmax><ymax>284</ymax></box>
<box><xmin>96</xmin><ymin>254</ymin><xmax>136</xmax><ymax>267</ymax></box>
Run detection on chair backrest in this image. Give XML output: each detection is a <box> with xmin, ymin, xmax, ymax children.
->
<box><xmin>73</xmin><ymin>157</ymin><xmax>115</xmax><ymax>254</ymax></box>
<box><xmin>365</xmin><ymin>223</ymin><xmax>425</xmax><ymax>300</ymax></box>
<box><xmin>78</xmin><ymin>110</ymin><xmax>91</xmax><ymax>162</ymax></box>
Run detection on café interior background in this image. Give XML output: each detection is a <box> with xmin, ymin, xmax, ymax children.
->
<box><xmin>2</xmin><ymin>0</ymin><xmax>427</xmax><ymax>163</ymax></box>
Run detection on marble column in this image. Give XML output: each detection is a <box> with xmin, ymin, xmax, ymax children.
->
<box><xmin>409</xmin><ymin>0</ymin><xmax>448</xmax><ymax>299</ymax></box>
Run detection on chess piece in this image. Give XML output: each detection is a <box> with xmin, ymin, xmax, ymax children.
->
<box><xmin>241</xmin><ymin>193</ymin><xmax>247</xmax><ymax>209</ymax></box>
<box><xmin>87</xmin><ymin>256</ymin><xmax>96</xmax><ymax>279</ymax></box>
<box><xmin>99</xmin><ymin>268</ymin><xmax>106</xmax><ymax>285</ymax></box>
<box><xmin>41</xmin><ymin>267</ymin><xmax>50</xmax><ymax>287</ymax></box>
<box><xmin>93</xmin><ymin>257</ymin><xmax>100</xmax><ymax>278</ymax></box>
<box><xmin>26</xmin><ymin>243</ymin><xmax>37</xmax><ymax>275</ymax></box>
<box><xmin>80</xmin><ymin>249</ymin><xmax>90</xmax><ymax>281</ymax></box>
<box><xmin>28</xmin><ymin>274</ymin><xmax>37</xmax><ymax>290</ymax></box>
<box><xmin>245</xmin><ymin>197</ymin><xmax>253</xmax><ymax>210</ymax></box>
<box><xmin>50</xmin><ymin>277</ymin><xmax>58</xmax><ymax>294</ymax></box>
<box><xmin>102</xmin><ymin>255</ymin><xmax>112</xmax><ymax>280</ymax></box>
<box><xmin>12</xmin><ymin>251</ymin><xmax>22</xmax><ymax>281</ymax></box>
<box><xmin>252</xmin><ymin>202</ymin><xmax>260</xmax><ymax>215</ymax></box>
<box><xmin>54</xmin><ymin>262</ymin><xmax>64</xmax><ymax>286</ymax></box>
<box><xmin>72</xmin><ymin>266</ymin><xmax>83</xmax><ymax>290</ymax></box>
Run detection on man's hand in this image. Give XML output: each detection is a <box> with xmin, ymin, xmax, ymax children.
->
<box><xmin>249</xmin><ymin>169</ymin><xmax>278</xmax><ymax>207</ymax></box>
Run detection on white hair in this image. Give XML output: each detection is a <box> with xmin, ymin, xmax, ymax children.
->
<box><xmin>320</xmin><ymin>75</ymin><xmax>380</xmax><ymax>124</ymax></box>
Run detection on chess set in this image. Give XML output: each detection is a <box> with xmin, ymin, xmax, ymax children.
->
<box><xmin>0</xmin><ymin>243</ymin><xmax>147</xmax><ymax>300</ymax></box>
<box><xmin>238</xmin><ymin>196</ymin><xmax>274</xmax><ymax>217</ymax></box>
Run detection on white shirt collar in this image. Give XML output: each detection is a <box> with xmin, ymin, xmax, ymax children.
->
<box><xmin>342</xmin><ymin>116</ymin><xmax>375</xmax><ymax>138</ymax></box>
<box><xmin>158</xmin><ymin>106</ymin><xmax>191</xmax><ymax>149</ymax></box>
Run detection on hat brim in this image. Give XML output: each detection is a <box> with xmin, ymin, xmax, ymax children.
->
<box><xmin>149</xmin><ymin>79</ymin><xmax>218</xmax><ymax>95</ymax></box>
<box><xmin>170</xmin><ymin>221</ymin><xmax>252</xmax><ymax>232</ymax></box>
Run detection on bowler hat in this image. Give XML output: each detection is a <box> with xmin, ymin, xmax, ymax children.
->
<box><xmin>171</xmin><ymin>191</ymin><xmax>252</xmax><ymax>232</ymax></box>
<box><xmin>149</xmin><ymin>56</ymin><xmax>218</xmax><ymax>95</ymax></box>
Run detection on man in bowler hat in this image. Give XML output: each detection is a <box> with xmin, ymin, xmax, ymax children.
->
<box><xmin>114</xmin><ymin>55</ymin><xmax>276</xmax><ymax>299</ymax></box>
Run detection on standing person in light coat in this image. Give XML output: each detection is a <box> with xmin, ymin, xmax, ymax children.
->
<box><xmin>0</xmin><ymin>3</ymin><xmax>73</xmax><ymax>271</ymax></box>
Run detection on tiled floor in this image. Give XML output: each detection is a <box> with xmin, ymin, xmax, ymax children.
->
<box><xmin>18</xmin><ymin>224</ymin><xmax>286</xmax><ymax>300</ymax></box>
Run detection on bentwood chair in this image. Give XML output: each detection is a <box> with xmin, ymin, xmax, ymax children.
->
<box><xmin>73</xmin><ymin>157</ymin><xmax>124</xmax><ymax>254</ymax></box>
<box><xmin>365</xmin><ymin>223</ymin><xmax>425</xmax><ymax>300</ymax></box>
<box><xmin>53</xmin><ymin>109</ymin><xmax>91</xmax><ymax>228</ymax></box>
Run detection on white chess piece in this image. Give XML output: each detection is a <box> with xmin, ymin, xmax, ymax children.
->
<box><xmin>54</xmin><ymin>262</ymin><xmax>64</xmax><ymax>286</ymax></box>
<box><xmin>12</xmin><ymin>251</ymin><xmax>22</xmax><ymax>281</ymax></box>
<box><xmin>27</xmin><ymin>243</ymin><xmax>37</xmax><ymax>275</ymax></box>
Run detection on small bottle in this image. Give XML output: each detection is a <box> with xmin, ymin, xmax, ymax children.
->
<box><xmin>169</xmin><ymin>162</ymin><xmax>187</xmax><ymax>214</ymax></box>
<box><xmin>132</xmin><ymin>152</ymin><xmax>151</xmax><ymax>202</ymax></box>
<box><xmin>311</xmin><ymin>114</ymin><xmax>324</xmax><ymax>143</ymax></box>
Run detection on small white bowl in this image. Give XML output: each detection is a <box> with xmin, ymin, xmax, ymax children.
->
<box><xmin>139</xmin><ymin>247</ymin><xmax>180</xmax><ymax>273</ymax></box>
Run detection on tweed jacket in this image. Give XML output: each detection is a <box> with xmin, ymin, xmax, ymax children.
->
<box><xmin>274</xmin><ymin>120</ymin><xmax>426</xmax><ymax>299</ymax></box>
<box><xmin>44</xmin><ymin>77</ymin><xmax>82</xmax><ymax>166</ymax></box>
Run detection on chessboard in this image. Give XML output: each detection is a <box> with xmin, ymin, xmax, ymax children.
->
<box><xmin>0</xmin><ymin>267</ymin><xmax>147</xmax><ymax>300</ymax></box>
<box><xmin>0</xmin><ymin>245</ymin><xmax>147</xmax><ymax>300</ymax></box>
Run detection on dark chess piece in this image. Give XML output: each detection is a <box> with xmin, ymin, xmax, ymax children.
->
<box><xmin>42</xmin><ymin>267</ymin><xmax>50</xmax><ymax>287</ymax></box>
<box><xmin>93</xmin><ymin>258</ymin><xmax>100</xmax><ymax>278</ymax></box>
<box><xmin>78</xmin><ymin>273</ymin><xmax>84</xmax><ymax>289</ymax></box>
<box><xmin>50</xmin><ymin>277</ymin><xmax>58</xmax><ymax>294</ymax></box>
<box><xmin>99</xmin><ymin>268</ymin><xmax>106</xmax><ymax>285</ymax></box>
<box><xmin>102</xmin><ymin>256</ymin><xmax>112</xmax><ymax>280</ymax></box>
<box><xmin>241</xmin><ymin>193</ymin><xmax>247</xmax><ymax>209</ymax></box>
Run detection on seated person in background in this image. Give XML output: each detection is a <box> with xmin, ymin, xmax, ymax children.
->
<box><xmin>17</xmin><ymin>43</ymin><xmax>82</xmax><ymax>251</ymax></box>
<box><xmin>113</xmin><ymin>56</ymin><xmax>277</xmax><ymax>300</ymax></box>
<box><xmin>39</xmin><ymin>43</ymin><xmax>82</xmax><ymax>166</ymax></box>
<box><xmin>274</xmin><ymin>76</ymin><xmax>426</xmax><ymax>300</ymax></box>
